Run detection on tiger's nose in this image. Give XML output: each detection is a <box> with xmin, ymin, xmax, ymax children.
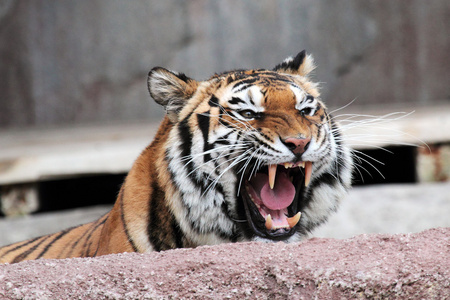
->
<box><xmin>283</xmin><ymin>137</ymin><xmax>311</xmax><ymax>155</ymax></box>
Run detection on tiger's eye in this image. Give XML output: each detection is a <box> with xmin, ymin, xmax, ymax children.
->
<box><xmin>239</xmin><ymin>110</ymin><xmax>257</xmax><ymax>119</ymax></box>
<box><xmin>300</xmin><ymin>108</ymin><xmax>313</xmax><ymax>116</ymax></box>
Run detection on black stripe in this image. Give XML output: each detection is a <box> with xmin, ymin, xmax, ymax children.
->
<box><xmin>178</xmin><ymin>115</ymin><xmax>208</xmax><ymax>192</ymax></box>
<box><xmin>82</xmin><ymin>216</ymin><xmax>107</xmax><ymax>257</ymax></box>
<box><xmin>86</xmin><ymin>241</ymin><xmax>95</xmax><ymax>257</ymax></box>
<box><xmin>215</xmin><ymin>131</ymin><xmax>232</xmax><ymax>145</ymax></box>
<box><xmin>229</xmin><ymin>97</ymin><xmax>245</xmax><ymax>105</ymax></box>
<box><xmin>148</xmin><ymin>181</ymin><xmax>181</xmax><ymax>251</ymax></box>
<box><xmin>254</xmin><ymin>135</ymin><xmax>282</xmax><ymax>154</ymax></box>
<box><xmin>291</xmin><ymin>50</ymin><xmax>307</xmax><ymax>70</ymax></box>
<box><xmin>197</xmin><ymin>112</ymin><xmax>212</xmax><ymax>163</ymax></box>
<box><xmin>249</xmin><ymin>96</ymin><xmax>255</xmax><ymax>106</ymax></box>
<box><xmin>148</xmin><ymin>181</ymin><xmax>163</xmax><ymax>251</ymax></box>
<box><xmin>0</xmin><ymin>236</ymin><xmax>42</xmax><ymax>259</ymax></box>
<box><xmin>36</xmin><ymin>227</ymin><xmax>75</xmax><ymax>259</ymax></box>
<box><xmin>260</xmin><ymin>74</ymin><xmax>293</xmax><ymax>86</ymax></box>
<box><xmin>120</xmin><ymin>192</ymin><xmax>139</xmax><ymax>252</ymax></box>
<box><xmin>305</xmin><ymin>95</ymin><xmax>314</xmax><ymax>103</ymax></box>
<box><xmin>166</xmin><ymin>150</ymin><xmax>199</xmax><ymax>202</ymax></box>
<box><xmin>308</xmin><ymin>172</ymin><xmax>338</xmax><ymax>194</ymax></box>
<box><xmin>232</xmin><ymin>77</ymin><xmax>257</xmax><ymax>91</ymax></box>
<box><xmin>65</xmin><ymin>226</ymin><xmax>87</xmax><ymax>256</ymax></box>
<box><xmin>11</xmin><ymin>235</ymin><xmax>52</xmax><ymax>263</ymax></box>
<box><xmin>209</xmin><ymin>95</ymin><xmax>220</xmax><ymax>107</ymax></box>
<box><xmin>171</xmin><ymin>219</ymin><xmax>184</xmax><ymax>248</ymax></box>
<box><xmin>320</xmin><ymin>114</ymin><xmax>325</xmax><ymax>122</ymax></box>
<box><xmin>65</xmin><ymin>214</ymin><xmax>107</xmax><ymax>258</ymax></box>
<box><xmin>80</xmin><ymin>215</ymin><xmax>110</xmax><ymax>257</ymax></box>
<box><xmin>92</xmin><ymin>215</ymin><xmax>109</xmax><ymax>256</ymax></box>
<box><xmin>234</xmin><ymin>85</ymin><xmax>249</xmax><ymax>94</ymax></box>
<box><xmin>178</xmin><ymin>116</ymin><xmax>193</xmax><ymax>170</ymax></box>
<box><xmin>235</xmin><ymin>77</ymin><xmax>258</xmax><ymax>88</ymax></box>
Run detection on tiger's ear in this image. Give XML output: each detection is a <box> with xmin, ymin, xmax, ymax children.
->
<box><xmin>147</xmin><ymin>67</ymin><xmax>198</xmax><ymax>122</ymax></box>
<box><xmin>273</xmin><ymin>50</ymin><xmax>316</xmax><ymax>77</ymax></box>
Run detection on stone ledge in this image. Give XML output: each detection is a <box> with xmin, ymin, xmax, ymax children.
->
<box><xmin>1</xmin><ymin>228</ymin><xmax>448</xmax><ymax>299</ymax></box>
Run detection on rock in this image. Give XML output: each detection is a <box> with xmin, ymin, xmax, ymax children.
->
<box><xmin>0</xmin><ymin>228</ymin><xmax>448</xmax><ymax>299</ymax></box>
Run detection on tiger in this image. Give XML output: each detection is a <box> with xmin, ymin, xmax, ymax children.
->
<box><xmin>0</xmin><ymin>50</ymin><xmax>353</xmax><ymax>264</ymax></box>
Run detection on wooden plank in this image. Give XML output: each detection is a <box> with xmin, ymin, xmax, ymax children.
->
<box><xmin>0</xmin><ymin>122</ymin><xmax>159</xmax><ymax>185</ymax></box>
<box><xmin>337</xmin><ymin>104</ymin><xmax>450</xmax><ymax>149</ymax></box>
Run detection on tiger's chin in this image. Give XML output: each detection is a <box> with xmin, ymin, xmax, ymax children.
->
<box><xmin>239</xmin><ymin>161</ymin><xmax>312</xmax><ymax>241</ymax></box>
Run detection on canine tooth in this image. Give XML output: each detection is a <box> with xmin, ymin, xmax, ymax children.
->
<box><xmin>287</xmin><ymin>212</ymin><xmax>302</xmax><ymax>228</ymax></box>
<box><xmin>284</xmin><ymin>163</ymin><xmax>289</xmax><ymax>169</ymax></box>
<box><xmin>268</xmin><ymin>164</ymin><xmax>277</xmax><ymax>189</ymax></box>
<box><xmin>265</xmin><ymin>214</ymin><xmax>273</xmax><ymax>230</ymax></box>
<box><xmin>304</xmin><ymin>161</ymin><xmax>312</xmax><ymax>187</ymax></box>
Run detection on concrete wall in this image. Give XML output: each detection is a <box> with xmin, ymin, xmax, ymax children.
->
<box><xmin>0</xmin><ymin>0</ymin><xmax>449</xmax><ymax>128</ymax></box>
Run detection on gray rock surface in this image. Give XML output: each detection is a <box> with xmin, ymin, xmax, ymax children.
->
<box><xmin>0</xmin><ymin>228</ymin><xmax>448</xmax><ymax>299</ymax></box>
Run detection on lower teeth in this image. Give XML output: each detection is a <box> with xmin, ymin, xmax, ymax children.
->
<box><xmin>264</xmin><ymin>212</ymin><xmax>302</xmax><ymax>231</ymax></box>
<box><xmin>265</xmin><ymin>214</ymin><xmax>273</xmax><ymax>230</ymax></box>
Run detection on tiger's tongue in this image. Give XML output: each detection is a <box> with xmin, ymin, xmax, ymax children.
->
<box><xmin>252</xmin><ymin>172</ymin><xmax>295</xmax><ymax>210</ymax></box>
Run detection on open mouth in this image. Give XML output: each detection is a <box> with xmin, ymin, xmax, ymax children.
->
<box><xmin>240</xmin><ymin>161</ymin><xmax>312</xmax><ymax>240</ymax></box>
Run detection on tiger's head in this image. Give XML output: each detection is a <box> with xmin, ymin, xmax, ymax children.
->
<box><xmin>148</xmin><ymin>51</ymin><xmax>352</xmax><ymax>243</ymax></box>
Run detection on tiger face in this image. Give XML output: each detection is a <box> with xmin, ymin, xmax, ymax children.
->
<box><xmin>148</xmin><ymin>51</ymin><xmax>353</xmax><ymax>243</ymax></box>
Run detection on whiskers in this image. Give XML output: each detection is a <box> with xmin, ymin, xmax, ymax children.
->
<box><xmin>331</xmin><ymin>105</ymin><xmax>429</xmax><ymax>183</ymax></box>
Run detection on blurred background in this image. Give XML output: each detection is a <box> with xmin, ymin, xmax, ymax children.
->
<box><xmin>0</xmin><ymin>1</ymin><xmax>449</xmax><ymax>245</ymax></box>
